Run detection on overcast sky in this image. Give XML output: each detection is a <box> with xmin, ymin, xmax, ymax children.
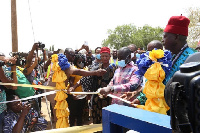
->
<box><xmin>0</xmin><ymin>0</ymin><xmax>200</xmax><ymax>56</ymax></box>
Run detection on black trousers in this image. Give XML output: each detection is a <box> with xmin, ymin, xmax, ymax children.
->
<box><xmin>66</xmin><ymin>94</ymin><xmax>86</xmax><ymax>127</ymax></box>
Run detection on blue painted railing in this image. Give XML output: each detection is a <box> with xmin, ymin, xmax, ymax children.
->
<box><xmin>102</xmin><ymin>104</ymin><xmax>171</xmax><ymax>133</ymax></box>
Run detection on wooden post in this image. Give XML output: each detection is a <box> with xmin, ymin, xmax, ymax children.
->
<box><xmin>11</xmin><ymin>0</ymin><xmax>18</xmax><ymax>52</ymax></box>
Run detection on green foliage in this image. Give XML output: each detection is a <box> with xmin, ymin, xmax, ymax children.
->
<box><xmin>187</xmin><ymin>7</ymin><xmax>200</xmax><ymax>48</ymax></box>
<box><xmin>49</xmin><ymin>46</ymin><xmax>52</xmax><ymax>51</ymax></box>
<box><xmin>102</xmin><ymin>24</ymin><xmax>137</xmax><ymax>49</ymax></box>
<box><xmin>102</xmin><ymin>24</ymin><xmax>163</xmax><ymax>50</ymax></box>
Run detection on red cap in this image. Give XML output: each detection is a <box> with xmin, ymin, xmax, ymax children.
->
<box><xmin>164</xmin><ymin>15</ymin><xmax>190</xmax><ymax>36</ymax></box>
<box><xmin>100</xmin><ymin>47</ymin><xmax>110</xmax><ymax>54</ymax></box>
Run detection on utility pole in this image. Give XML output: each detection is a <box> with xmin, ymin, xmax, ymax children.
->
<box><xmin>11</xmin><ymin>0</ymin><xmax>18</xmax><ymax>52</ymax></box>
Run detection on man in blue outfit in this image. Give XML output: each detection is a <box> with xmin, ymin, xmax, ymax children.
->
<box><xmin>130</xmin><ymin>15</ymin><xmax>196</xmax><ymax>106</ymax></box>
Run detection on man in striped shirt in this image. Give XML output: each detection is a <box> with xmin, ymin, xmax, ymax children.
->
<box><xmin>99</xmin><ymin>47</ymin><xmax>142</xmax><ymax>105</ymax></box>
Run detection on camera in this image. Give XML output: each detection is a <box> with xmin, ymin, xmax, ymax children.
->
<box><xmin>16</xmin><ymin>59</ymin><xmax>26</xmax><ymax>67</ymax></box>
<box><xmin>38</xmin><ymin>42</ymin><xmax>45</xmax><ymax>50</ymax></box>
<box><xmin>22</xmin><ymin>99</ymin><xmax>34</xmax><ymax>108</ymax></box>
<box><xmin>10</xmin><ymin>52</ymin><xmax>27</xmax><ymax>66</ymax></box>
<box><xmin>0</xmin><ymin>60</ymin><xmax>5</xmax><ymax>67</ymax></box>
<box><xmin>165</xmin><ymin>62</ymin><xmax>200</xmax><ymax>133</ymax></box>
<box><xmin>86</xmin><ymin>56</ymin><xmax>92</xmax><ymax>66</ymax></box>
<box><xmin>27</xmin><ymin>99</ymin><xmax>35</xmax><ymax>108</ymax></box>
<box><xmin>26</xmin><ymin>99</ymin><xmax>39</xmax><ymax>110</ymax></box>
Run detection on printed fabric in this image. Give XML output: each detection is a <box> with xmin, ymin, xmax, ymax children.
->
<box><xmin>3</xmin><ymin>109</ymin><xmax>47</xmax><ymax>133</ymax></box>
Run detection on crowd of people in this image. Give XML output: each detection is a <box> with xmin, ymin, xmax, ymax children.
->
<box><xmin>0</xmin><ymin>15</ymin><xmax>198</xmax><ymax>132</ymax></box>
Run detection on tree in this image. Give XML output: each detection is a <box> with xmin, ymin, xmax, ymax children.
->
<box><xmin>49</xmin><ymin>46</ymin><xmax>52</xmax><ymax>51</ymax></box>
<box><xmin>132</xmin><ymin>25</ymin><xmax>163</xmax><ymax>49</ymax></box>
<box><xmin>102</xmin><ymin>24</ymin><xmax>137</xmax><ymax>49</ymax></box>
<box><xmin>102</xmin><ymin>24</ymin><xmax>163</xmax><ymax>50</ymax></box>
<box><xmin>52</xmin><ymin>45</ymin><xmax>54</xmax><ymax>51</ymax></box>
<box><xmin>187</xmin><ymin>7</ymin><xmax>200</xmax><ymax>48</ymax></box>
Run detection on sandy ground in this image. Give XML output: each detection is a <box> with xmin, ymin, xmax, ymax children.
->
<box><xmin>40</xmin><ymin>97</ymin><xmax>93</xmax><ymax>130</ymax></box>
<box><xmin>40</xmin><ymin>96</ymin><xmax>55</xmax><ymax>129</ymax></box>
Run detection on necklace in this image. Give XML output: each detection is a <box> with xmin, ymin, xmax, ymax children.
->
<box><xmin>172</xmin><ymin>44</ymin><xmax>188</xmax><ymax>66</ymax></box>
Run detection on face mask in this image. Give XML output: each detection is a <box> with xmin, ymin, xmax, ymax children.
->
<box><xmin>136</xmin><ymin>53</ymin><xmax>140</xmax><ymax>59</ymax></box>
<box><xmin>96</xmin><ymin>54</ymin><xmax>101</xmax><ymax>60</ymax></box>
<box><xmin>131</xmin><ymin>53</ymin><xmax>135</xmax><ymax>58</ymax></box>
<box><xmin>77</xmin><ymin>62</ymin><xmax>84</xmax><ymax>69</ymax></box>
<box><xmin>118</xmin><ymin>60</ymin><xmax>126</xmax><ymax>68</ymax></box>
<box><xmin>118</xmin><ymin>54</ymin><xmax>130</xmax><ymax>68</ymax></box>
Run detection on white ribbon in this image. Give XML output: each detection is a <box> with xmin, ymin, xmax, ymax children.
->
<box><xmin>0</xmin><ymin>90</ymin><xmax>56</xmax><ymax>104</ymax></box>
<box><xmin>107</xmin><ymin>94</ymin><xmax>132</xmax><ymax>104</ymax></box>
<box><xmin>69</xmin><ymin>92</ymin><xmax>99</xmax><ymax>95</ymax></box>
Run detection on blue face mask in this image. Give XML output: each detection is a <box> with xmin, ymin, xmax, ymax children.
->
<box><xmin>96</xmin><ymin>54</ymin><xmax>101</xmax><ymax>60</ymax></box>
<box><xmin>118</xmin><ymin>54</ymin><xmax>130</xmax><ymax>68</ymax></box>
<box><xmin>136</xmin><ymin>53</ymin><xmax>140</xmax><ymax>59</ymax></box>
<box><xmin>118</xmin><ymin>60</ymin><xmax>126</xmax><ymax>68</ymax></box>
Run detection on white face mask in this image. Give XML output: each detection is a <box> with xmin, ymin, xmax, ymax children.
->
<box><xmin>77</xmin><ymin>62</ymin><xmax>84</xmax><ymax>68</ymax></box>
<box><xmin>131</xmin><ymin>53</ymin><xmax>135</xmax><ymax>58</ymax></box>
